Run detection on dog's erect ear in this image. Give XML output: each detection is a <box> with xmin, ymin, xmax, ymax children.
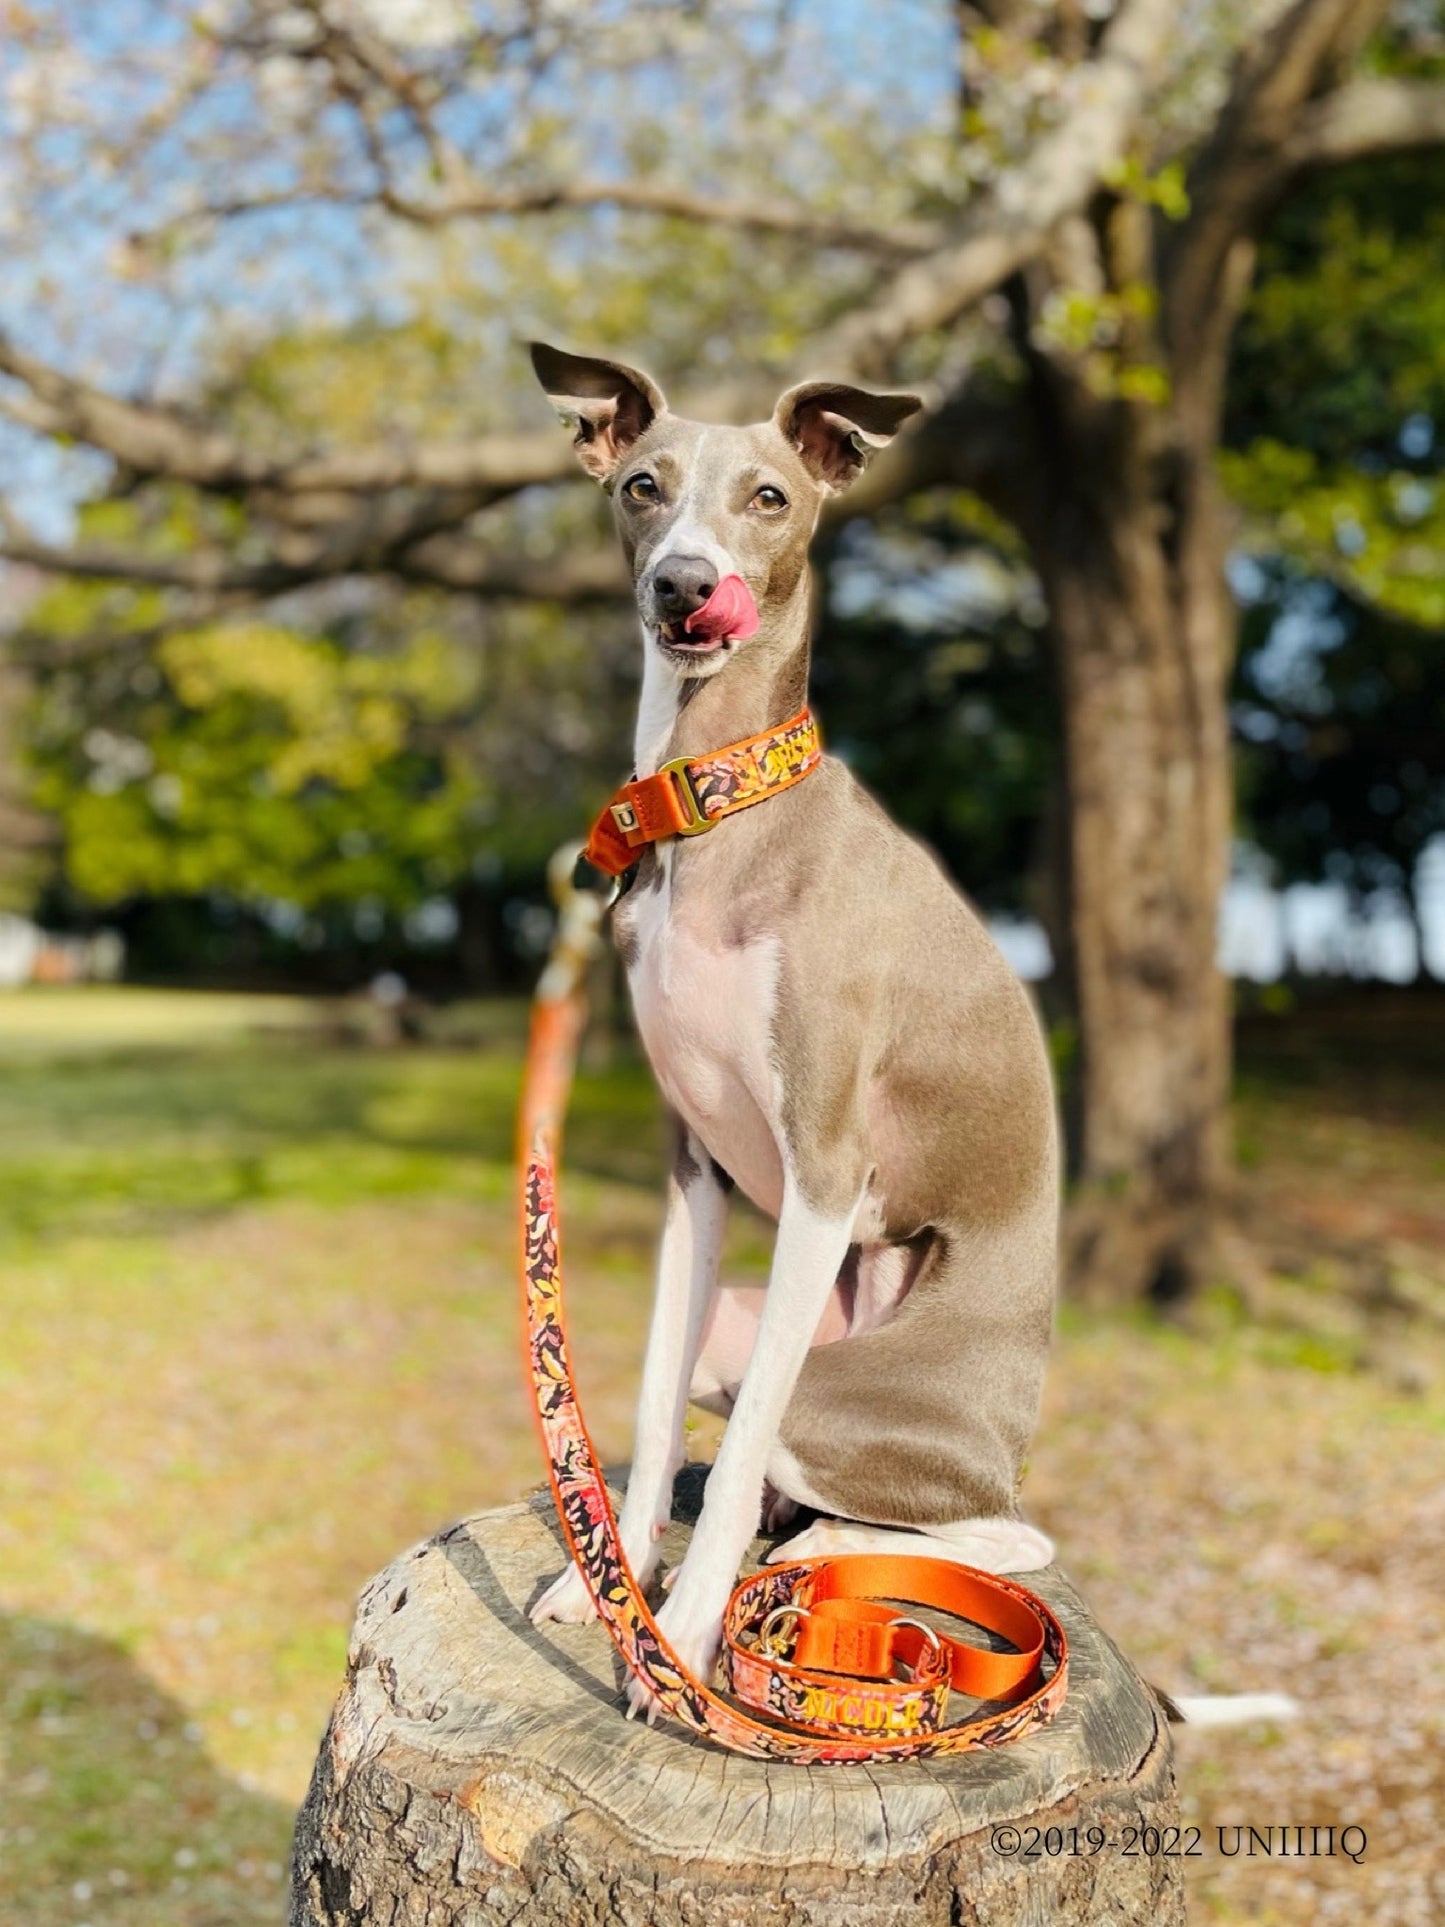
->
<box><xmin>529</xmin><ymin>342</ymin><xmax>666</xmax><ymax>485</ymax></box>
<box><xmin>773</xmin><ymin>381</ymin><xmax>923</xmax><ymax>492</ymax></box>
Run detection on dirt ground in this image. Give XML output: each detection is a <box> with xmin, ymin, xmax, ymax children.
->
<box><xmin>0</xmin><ymin>986</ymin><xmax>1441</xmax><ymax>1924</ymax></box>
<box><xmin>1032</xmin><ymin>1315</ymin><xmax>1444</xmax><ymax>1924</ymax></box>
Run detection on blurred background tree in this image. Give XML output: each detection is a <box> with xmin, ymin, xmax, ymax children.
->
<box><xmin>1</xmin><ymin>0</ymin><xmax>1443</xmax><ymax>1298</ymax></box>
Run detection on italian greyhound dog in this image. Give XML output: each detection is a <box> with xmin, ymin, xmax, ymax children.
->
<box><xmin>527</xmin><ymin>343</ymin><xmax>1057</xmax><ymax>1717</ymax></box>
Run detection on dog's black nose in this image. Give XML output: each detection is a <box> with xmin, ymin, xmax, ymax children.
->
<box><xmin>651</xmin><ymin>556</ymin><xmax>718</xmax><ymax>620</ymax></box>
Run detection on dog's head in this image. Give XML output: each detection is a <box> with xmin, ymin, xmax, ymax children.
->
<box><xmin>530</xmin><ymin>342</ymin><xmax>921</xmax><ymax>678</ymax></box>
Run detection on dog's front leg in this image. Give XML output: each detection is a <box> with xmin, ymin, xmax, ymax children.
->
<box><xmin>627</xmin><ymin>1169</ymin><xmax>859</xmax><ymax>1715</ymax></box>
<box><xmin>531</xmin><ymin>1119</ymin><xmax>727</xmax><ymax>1626</ymax></box>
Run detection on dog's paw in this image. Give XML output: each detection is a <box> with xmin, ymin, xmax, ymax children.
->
<box><xmin>943</xmin><ymin>1517</ymin><xmax>1053</xmax><ymax>1575</ymax></box>
<box><xmin>529</xmin><ymin>1563</ymin><xmax>598</xmax><ymax>1627</ymax></box>
<box><xmin>624</xmin><ymin>1669</ymin><xmax>667</xmax><ymax>1724</ymax></box>
<box><xmin>767</xmin><ymin>1514</ymin><xmax>1054</xmax><ymax>1575</ymax></box>
<box><xmin>622</xmin><ymin>1578</ymin><xmax>724</xmax><ymax>1722</ymax></box>
<box><xmin>766</xmin><ymin>1516</ymin><xmax>863</xmax><ymax>1564</ymax></box>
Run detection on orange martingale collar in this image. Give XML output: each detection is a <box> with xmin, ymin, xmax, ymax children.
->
<box><xmin>723</xmin><ymin>1552</ymin><xmax>1049</xmax><ymax>1737</ymax></box>
<box><xmin>583</xmin><ymin>706</ymin><xmax>822</xmax><ymax>878</ymax></box>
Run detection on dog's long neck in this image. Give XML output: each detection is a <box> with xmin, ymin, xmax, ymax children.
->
<box><xmin>634</xmin><ymin>578</ymin><xmax>813</xmax><ymax>777</ymax></box>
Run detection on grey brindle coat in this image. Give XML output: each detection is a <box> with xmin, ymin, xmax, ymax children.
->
<box><xmin>526</xmin><ymin>343</ymin><xmax>1057</xmax><ymax>1713</ymax></box>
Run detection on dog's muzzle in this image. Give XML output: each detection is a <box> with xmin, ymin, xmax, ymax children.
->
<box><xmin>651</xmin><ymin>572</ymin><xmax>760</xmax><ymax>653</ymax></box>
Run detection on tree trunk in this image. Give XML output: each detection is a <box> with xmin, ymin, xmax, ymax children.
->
<box><xmin>291</xmin><ymin>1471</ymin><xmax>1185</xmax><ymax>1927</ymax></box>
<box><xmin>0</xmin><ymin>646</ymin><xmax>51</xmax><ymax>912</ymax></box>
<box><xmin>1038</xmin><ymin>406</ymin><xmax>1237</xmax><ymax>1303</ymax></box>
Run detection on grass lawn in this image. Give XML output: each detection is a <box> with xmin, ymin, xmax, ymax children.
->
<box><xmin>0</xmin><ymin>986</ymin><xmax>1441</xmax><ymax>1926</ymax></box>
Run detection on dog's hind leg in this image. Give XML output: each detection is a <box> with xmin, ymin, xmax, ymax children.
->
<box><xmin>766</xmin><ymin>1207</ymin><xmax>1057</xmax><ymax>1576</ymax></box>
<box><xmin>688</xmin><ymin>1265</ymin><xmax>856</xmax><ymax>1422</ymax></box>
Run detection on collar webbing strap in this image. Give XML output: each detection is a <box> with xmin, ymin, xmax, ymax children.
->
<box><xmin>583</xmin><ymin>706</ymin><xmax>821</xmax><ymax>877</ymax></box>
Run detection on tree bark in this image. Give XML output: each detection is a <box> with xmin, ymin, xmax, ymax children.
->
<box><xmin>0</xmin><ymin>644</ymin><xmax>51</xmax><ymax>910</ymax></box>
<box><xmin>1004</xmin><ymin>1</ymin><xmax>1398</xmax><ymax>1305</ymax></box>
<box><xmin>1034</xmin><ymin>395</ymin><xmax>1236</xmax><ymax>1302</ymax></box>
<box><xmin>290</xmin><ymin>1471</ymin><xmax>1184</xmax><ymax>1926</ymax></box>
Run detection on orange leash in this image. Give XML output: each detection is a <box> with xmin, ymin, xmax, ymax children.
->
<box><xmin>518</xmin><ymin>843</ymin><xmax>1067</xmax><ymax>1762</ymax></box>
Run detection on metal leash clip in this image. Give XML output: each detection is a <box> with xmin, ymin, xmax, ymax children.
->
<box><xmin>756</xmin><ymin>1603</ymin><xmax>812</xmax><ymax>1660</ymax></box>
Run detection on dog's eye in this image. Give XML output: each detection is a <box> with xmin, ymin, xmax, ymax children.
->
<box><xmin>749</xmin><ymin>485</ymin><xmax>788</xmax><ymax>513</ymax></box>
<box><xmin>623</xmin><ymin>473</ymin><xmax>660</xmax><ymax>503</ymax></box>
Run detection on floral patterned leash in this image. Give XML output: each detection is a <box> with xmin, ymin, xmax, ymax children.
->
<box><xmin>518</xmin><ymin>843</ymin><xmax>1068</xmax><ymax>1761</ymax></box>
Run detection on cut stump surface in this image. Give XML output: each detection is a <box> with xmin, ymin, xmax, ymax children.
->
<box><xmin>291</xmin><ymin>1470</ymin><xmax>1183</xmax><ymax>1925</ymax></box>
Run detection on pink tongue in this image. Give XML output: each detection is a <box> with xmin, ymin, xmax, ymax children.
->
<box><xmin>682</xmin><ymin>573</ymin><xmax>759</xmax><ymax>644</ymax></box>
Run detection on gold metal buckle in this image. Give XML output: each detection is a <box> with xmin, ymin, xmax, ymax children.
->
<box><xmin>658</xmin><ymin>757</ymin><xmax>715</xmax><ymax>836</ymax></box>
<box><xmin>757</xmin><ymin>1603</ymin><xmax>811</xmax><ymax>1659</ymax></box>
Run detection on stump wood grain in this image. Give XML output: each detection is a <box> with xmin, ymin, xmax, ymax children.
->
<box><xmin>291</xmin><ymin>1470</ymin><xmax>1184</xmax><ymax>1925</ymax></box>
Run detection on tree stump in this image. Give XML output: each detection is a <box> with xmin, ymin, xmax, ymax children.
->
<box><xmin>291</xmin><ymin>1469</ymin><xmax>1183</xmax><ymax>1926</ymax></box>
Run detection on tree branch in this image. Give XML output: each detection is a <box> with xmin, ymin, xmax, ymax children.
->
<box><xmin>231</xmin><ymin>2</ymin><xmax>930</xmax><ymax>255</ymax></box>
<box><xmin>0</xmin><ymin>531</ymin><xmax>309</xmax><ymax>597</ymax></box>
<box><xmin>0</xmin><ymin>334</ymin><xmax>275</xmax><ymax>492</ymax></box>
<box><xmin>1164</xmin><ymin>0</ymin><xmax>1393</xmax><ymax>434</ymax></box>
<box><xmin>1</xmin><ymin>365</ymin><xmax>1030</xmax><ymax>605</ymax></box>
<box><xmin>0</xmin><ymin>522</ymin><xmax>631</xmax><ymax>604</ymax></box>
<box><xmin>0</xmin><ymin>0</ymin><xmax>1173</xmax><ymax>526</ymax></box>
<box><xmin>0</xmin><ymin>332</ymin><xmax>574</xmax><ymax>497</ymax></box>
<box><xmin>0</xmin><ymin>0</ymin><xmax>1175</xmax><ymax>573</ymax></box>
<box><xmin>147</xmin><ymin>179</ymin><xmax>940</xmax><ymax>257</ymax></box>
<box><xmin>389</xmin><ymin>539</ymin><xmax>629</xmax><ymax>600</ymax></box>
<box><xmin>806</xmin><ymin>0</ymin><xmax>1176</xmax><ymax>378</ymax></box>
<box><xmin>375</xmin><ymin>179</ymin><xmax>941</xmax><ymax>254</ymax></box>
<box><xmin>1281</xmin><ymin>77</ymin><xmax>1445</xmax><ymax>172</ymax></box>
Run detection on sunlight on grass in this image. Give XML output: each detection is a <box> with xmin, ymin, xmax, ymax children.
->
<box><xmin>0</xmin><ymin>988</ymin><xmax>676</xmax><ymax>1926</ymax></box>
<box><xmin>0</xmin><ymin>986</ymin><xmax>319</xmax><ymax>1052</ymax></box>
<box><xmin>0</xmin><ymin>987</ymin><xmax>660</xmax><ymax>1242</ymax></box>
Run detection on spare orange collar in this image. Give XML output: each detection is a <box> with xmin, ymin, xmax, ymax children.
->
<box><xmin>721</xmin><ymin>1551</ymin><xmax>1052</xmax><ymax>1742</ymax></box>
<box><xmin>583</xmin><ymin>706</ymin><xmax>821</xmax><ymax>878</ymax></box>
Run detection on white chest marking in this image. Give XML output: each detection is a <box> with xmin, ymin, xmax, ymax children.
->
<box><xmin>625</xmin><ymin>897</ymin><xmax>785</xmax><ymax>1218</ymax></box>
<box><xmin>633</xmin><ymin>640</ymin><xmax>682</xmax><ymax>777</ymax></box>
